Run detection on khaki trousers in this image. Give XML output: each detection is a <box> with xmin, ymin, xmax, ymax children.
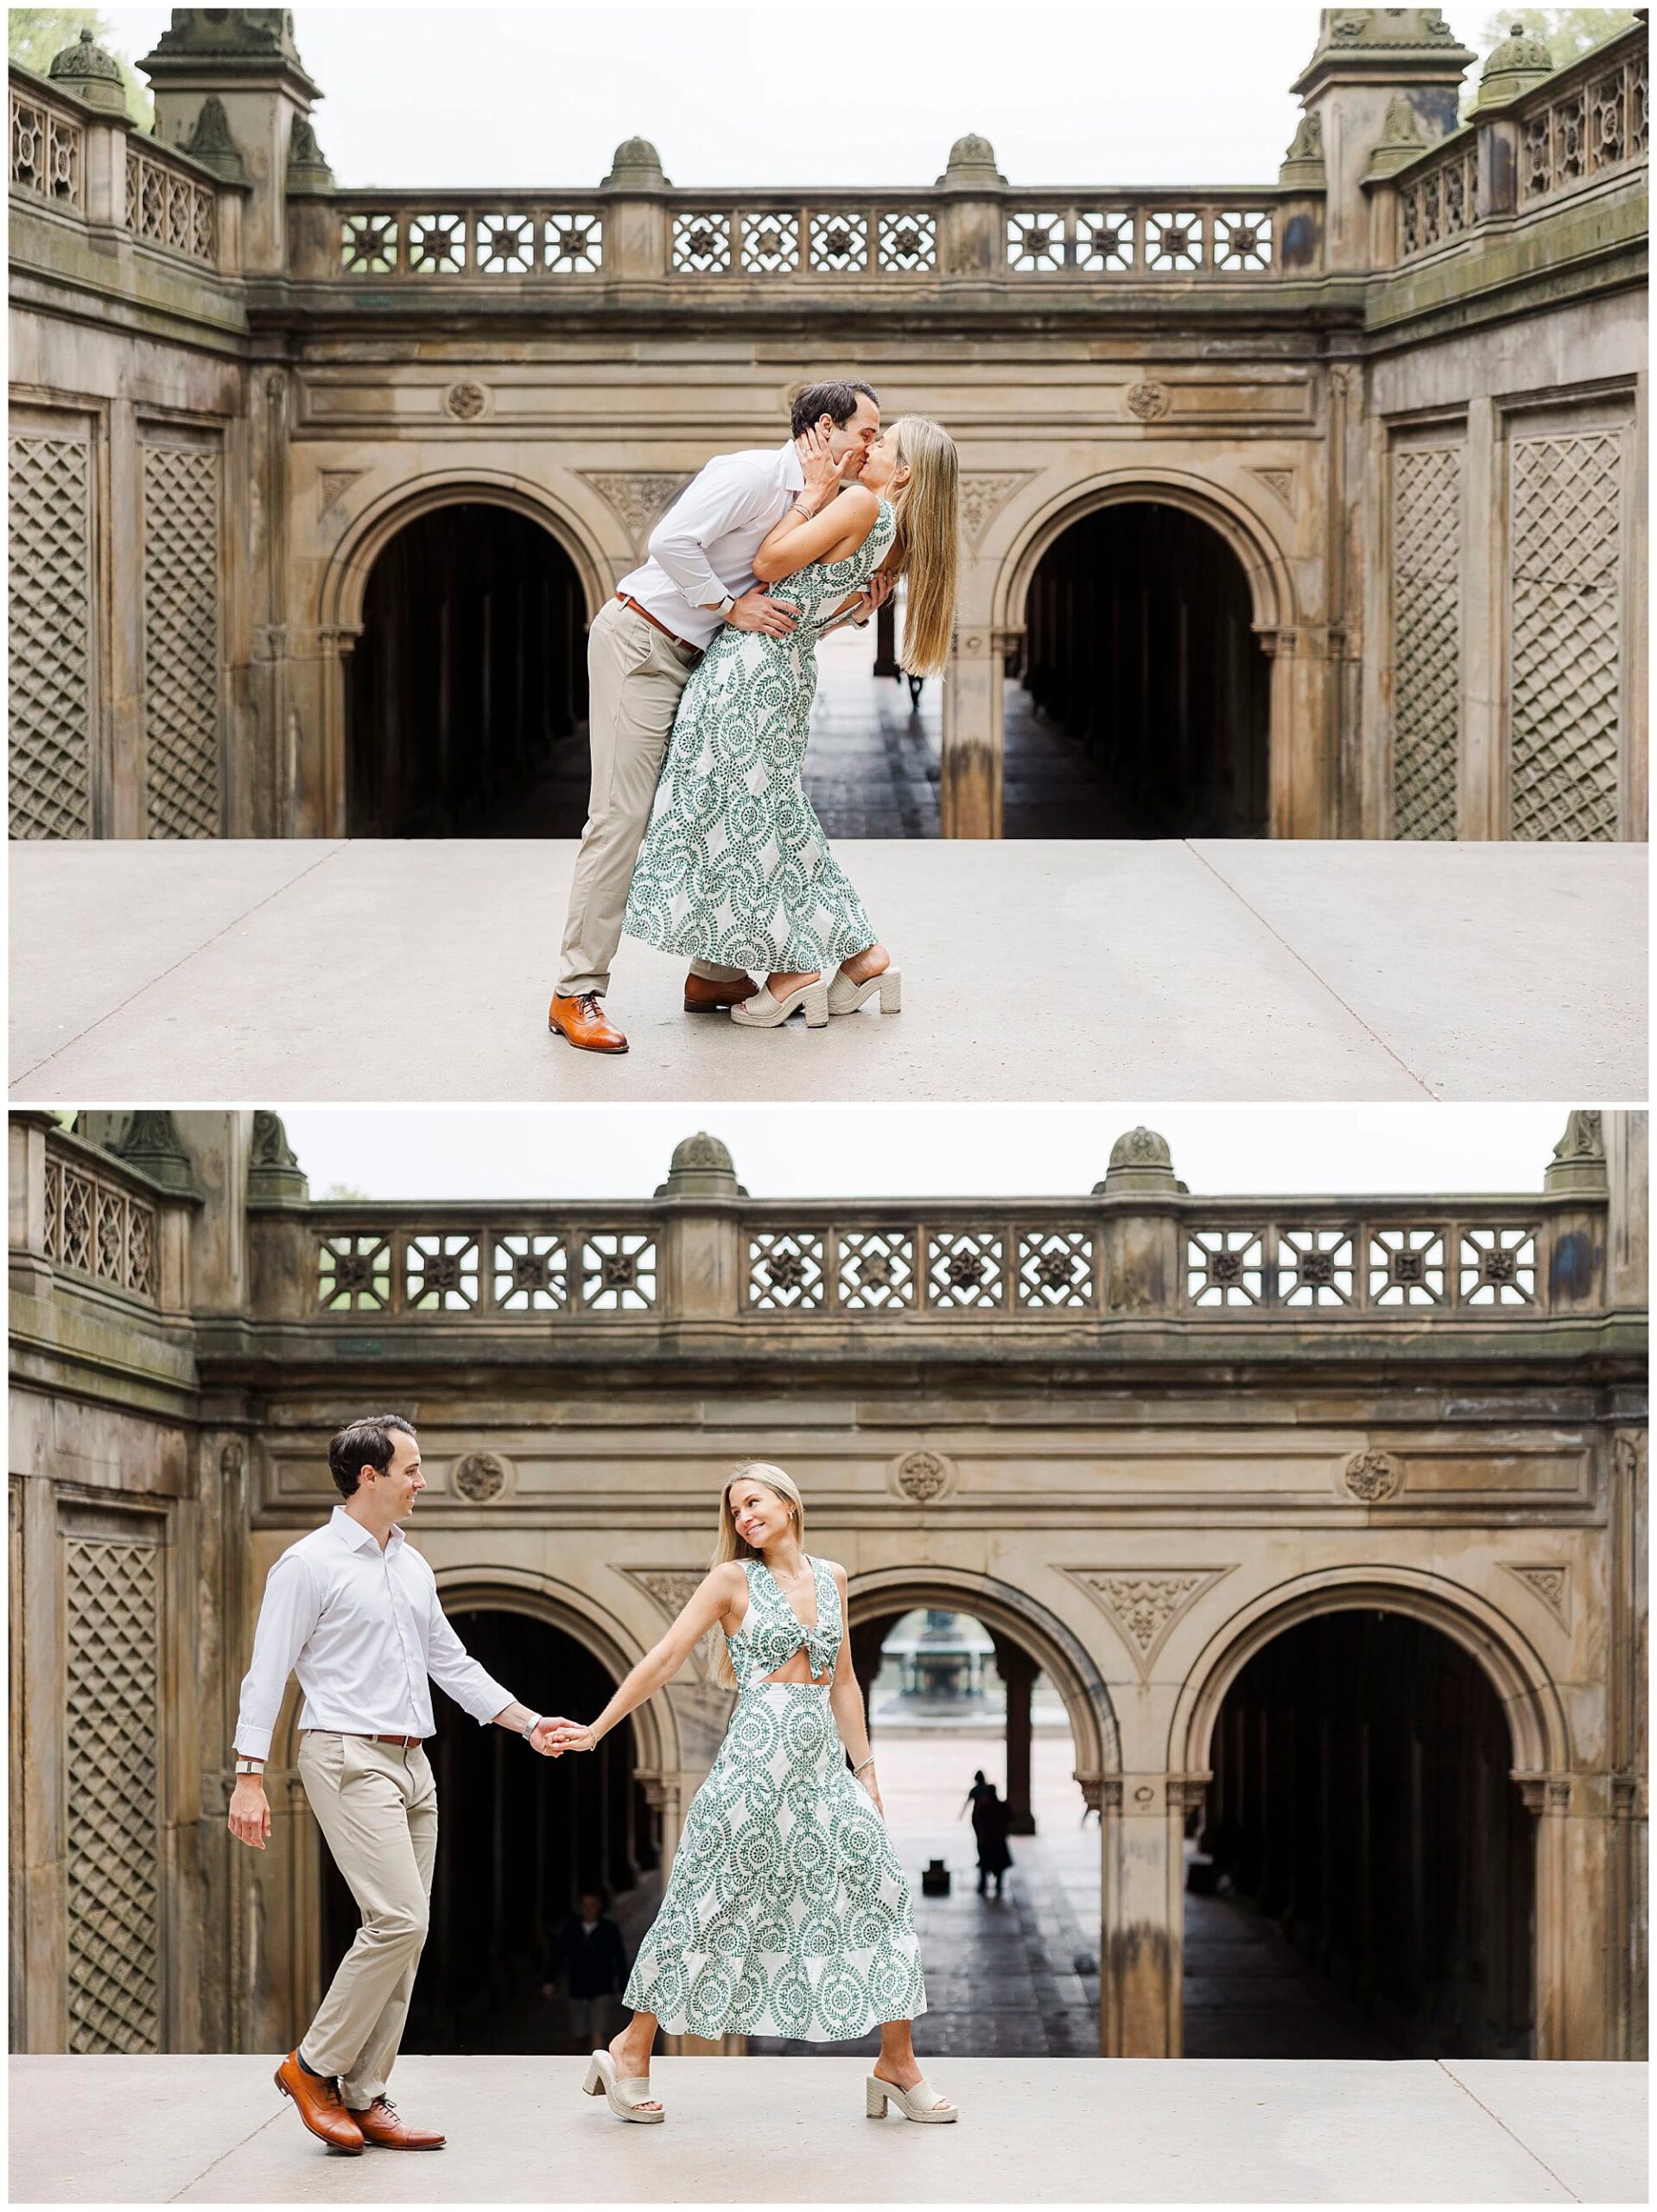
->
<box><xmin>556</xmin><ymin>596</ymin><xmax>748</xmax><ymax>998</ymax></box>
<box><xmin>297</xmin><ymin>1732</ymin><xmax>437</xmax><ymax>2106</ymax></box>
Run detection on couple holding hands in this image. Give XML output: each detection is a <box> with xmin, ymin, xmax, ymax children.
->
<box><xmin>548</xmin><ymin>378</ymin><xmax>960</xmax><ymax>1052</ymax></box>
<box><xmin>228</xmin><ymin>1417</ymin><xmax>953</xmax><ymax>2155</ymax></box>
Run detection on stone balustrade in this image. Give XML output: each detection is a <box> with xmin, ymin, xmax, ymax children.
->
<box><xmin>1392</xmin><ymin>22</ymin><xmax>1647</xmax><ymax>264</ymax></box>
<box><xmin>9</xmin><ymin>62</ymin><xmax>238</xmax><ymax>273</ymax></box>
<box><xmin>263</xmin><ymin>1190</ymin><xmax>1597</xmax><ymax>1324</ymax></box>
<box><xmin>37</xmin><ymin>1131</ymin><xmax>162</xmax><ymax>1306</ymax></box>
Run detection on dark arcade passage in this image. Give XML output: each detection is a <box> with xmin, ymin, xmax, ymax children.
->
<box><xmin>1010</xmin><ymin>502</ymin><xmax>1271</xmax><ymax>837</ymax></box>
<box><xmin>1185</xmin><ymin>1610</ymin><xmax>1535</xmax><ymax>2059</ymax></box>
<box><xmin>319</xmin><ymin>1610</ymin><xmax>657</xmax><ymax>2054</ymax></box>
<box><xmin>347</xmin><ymin>505</ymin><xmax>589</xmax><ymax>836</ymax></box>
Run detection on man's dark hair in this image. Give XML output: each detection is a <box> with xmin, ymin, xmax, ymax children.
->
<box><xmin>327</xmin><ymin>1413</ymin><xmax>417</xmax><ymax>1499</ymax></box>
<box><xmin>790</xmin><ymin>379</ymin><xmax>879</xmax><ymax>440</ymax></box>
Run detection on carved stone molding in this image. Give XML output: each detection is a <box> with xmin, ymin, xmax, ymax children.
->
<box><xmin>581</xmin><ymin>469</ymin><xmax>695</xmax><ymax>553</ymax></box>
<box><xmin>1248</xmin><ymin>465</ymin><xmax>1297</xmax><ymax>512</ymax></box>
<box><xmin>958</xmin><ymin>471</ymin><xmax>1033</xmax><ymax>547</ymax></box>
<box><xmin>1613</xmin><ymin>1430</ymin><xmax>1647</xmax><ymax>1484</ymax></box>
<box><xmin>1064</xmin><ymin>1567</ymin><xmax>1235</xmax><ymax>1678</ymax></box>
<box><xmin>443</xmin><ymin>380</ymin><xmax>489</xmax><ymax>422</ymax></box>
<box><xmin>1124</xmin><ymin>378</ymin><xmax>1171</xmax><ymax>423</ymax></box>
<box><xmin>1343</xmin><ymin>1447</ymin><xmax>1400</xmax><ymax>1503</ymax></box>
<box><xmin>1501</xmin><ymin>1561</ymin><xmax>1571</xmax><ymax>1631</ymax></box>
<box><xmin>1167</xmin><ymin>1775</ymin><xmax>1211</xmax><ymax>1813</ymax></box>
<box><xmin>1517</xmin><ymin>1774</ymin><xmax>1573</xmax><ymax>1815</ymax></box>
<box><xmin>890</xmin><ymin>1448</ymin><xmax>956</xmax><ymax>1504</ymax></box>
<box><xmin>319</xmin><ymin>469</ymin><xmax>363</xmax><ymax>522</ymax></box>
<box><xmin>450</xmin><ymin>1451</ymin><xmax>511</xmax><ymax>1503</ymax></box>
<box><xmin>621</xmin><ymin>1567</ymin><xmax>718</xmax><ymax>1675</ymax></box>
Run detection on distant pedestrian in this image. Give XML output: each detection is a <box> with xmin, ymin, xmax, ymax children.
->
<box><xmin>543</xmin><ymin>1889</ymin><xmax>630</xmax><ymax>2052</ymax></box>
<box><xmin>962</xmin><ymin>1771</ymin><xmax>1013</xmax><ymax>1897</ymax></box>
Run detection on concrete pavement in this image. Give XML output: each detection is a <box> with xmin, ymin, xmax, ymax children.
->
<box><xmin>9</xmin><ymin>2054</ymin><xmax>1645</xmax><ymax>2202</ymax></box>
<box><xmin>10</xmin><ymin>838</ymin><xmax>1645</xmax><ymax>1103</ymax></box>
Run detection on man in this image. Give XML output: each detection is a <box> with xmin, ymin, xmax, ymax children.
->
<box><xmin>541</xmin><ymin>1887</ymin><xmax>631</xmax><ymax>2053</ymax></box>
<box><xmin>227</xmin><ymin>1414</ymin><xmax>570</xmax><ymax>2156</ymax></box>
<box><xmin>548</xmin><ymin>377</ymin><xmax>889</xmax><ymax>1054</ymax></box>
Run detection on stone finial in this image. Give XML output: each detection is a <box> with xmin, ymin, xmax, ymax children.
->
<box><xmin>182</xmin><ymin>94</ymin><xmax>247</xmax><ymax>181</ymax></box>
<box><xmin>936</xmin><ymin>132</ymin><xmax>1006</xmax><ymax>188</ymax></box>
<box><xmin>1279</xmin><ymin>111</ymin><xmax>1328</xmax><ymax>188</ymax></box>
<box><xmin>247</xmin><ymin>1109</ymin><xmax>309</xmax><ymax>1204</ymax></box>
<box><xmin>1475</xmin><ymin>21</ymin><xmax>1556</xmax><ymax>111</ymax></box>
<box><xmin>1362</xmin><ymin>92</ymin><xmax>1434</xmax><ymax>179</ymax></box>
<box><xmin>603</xmin><ymin>136</ymin><xmax>670</xmax><ymax>188</ymax></box>
<box><xmin>48</xmin><ymin>27</ymin><xmax>128</xmax><ymax>115</ymax></box>
<box><xmin>1292</xmin><ymin>8</ymin><xmax>1476</xmax><ymax>96</ymax></box>
<box><xmin>1545</xmin><ymin>1109</ymin><xmax>1609</xmax><ymax>1196</ymax></box>
<box><xmin>286</xmin><ymin>112</ymin><xmax>333</xmax><ymax>193</ymax></box>
<box><xmin>656</xmin><ymin>1130</ymin><xmax>746</xmax><ymax>1198</ymax></box>
<box><xmin>1094</xmin><ymin>1125</ymin><xmax>1180</xmax><ymax>1196</ymax></box>
<box><xmin>111</xmin><ymin>1110</ymin><xmax>199</xmax><ymax>1195</ymax></box>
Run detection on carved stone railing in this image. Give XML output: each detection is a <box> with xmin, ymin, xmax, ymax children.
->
<box><xmin>9</xmin><ymin>62</ymin><xmax>237</xmax><ymax>274</ymax></box>
<box><xmin>320</xmin><ymin>184</ymin><xmax>1292</xmax><ymax>289</ymax></box>
<box><xmin>1394</xmin><ymin>22</ymin><xmax>1647</xmax><ymax>264</ymax></box>
<box><xmin>276</xmin><ymin>1191</ymin><xmax>1601</xmax><ymax>1325</ymax></box>
<box><xmin>39</xmin><ymin>1133</ymin><xmax>161</xmax><ymax>1306</ymax></box>
<box><xmin>10</xmin><ymin>76</ymin><xmax>84</xmax><ymax>210</ymax></box>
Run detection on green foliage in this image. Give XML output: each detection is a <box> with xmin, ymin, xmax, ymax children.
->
<box><xmin>1476</xmin><ymin>9</ymin><xmax>1638</xmax><ymax>67</ymax></box>
<box><xmin>9</xmin><ymin>9</ymin><xmax>155</xmax><ymax>132</ymax></box>
<box><xmin>320</xmin><ymin>1182</ymin><xmax>372</xmax><ymax>1202</ymax></box>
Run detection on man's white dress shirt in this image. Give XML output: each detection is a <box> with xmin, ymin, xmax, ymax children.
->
<box><xmin>616</xmin><ymin>441</ymin><xmax>806</xmax><ymax>647</ymax></box>
<box><xmin>233</xmin><ymin>1504</ymin><xmax>515</xmax><ymax>1760</ymax></box>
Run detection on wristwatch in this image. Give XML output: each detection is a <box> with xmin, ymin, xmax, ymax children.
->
<box><xmin>714</xmin><ymin>593</ymin><xmax>738</xmax><ymax>620</ymax></box>
<box><xmin>521</xmin><ymin>1712</ymin><xmax>543</xmax><ymax>1741</ymax></box>
<box><xmin>235</xmin><ymin>1758</ymin><xmax>264</xmax><ymax>1777</ymax></box>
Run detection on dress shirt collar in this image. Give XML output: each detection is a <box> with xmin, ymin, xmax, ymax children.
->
<box><xmin>779</xmin><ymin>439</ymin><xmax>804</xmax><ymax>493</ymax></box>
<box><xmin>329</xmin><ymin>1503</ymin><xmax>403</xmax><ymax>1557</ymax></box>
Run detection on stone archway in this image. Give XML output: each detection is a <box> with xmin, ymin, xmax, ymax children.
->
<box><xmin>946</xmin><ymin>471</ymin><xmax>1313</xmax><ymax>840</ymax></box>
<box><xmin>1169</xmin><ymin>1570</ymin><xmax>1572</xmax><ymax>2058</ymax></box>
<box><xmin>848</xmin><ymin>1567</ymin><xmax>1121</xmax><ymax>2055</ymax></box>
<box><xmin>315</xmin><ymin>475</ymin><xmax>607</xmax><ymax>836</ymax></box>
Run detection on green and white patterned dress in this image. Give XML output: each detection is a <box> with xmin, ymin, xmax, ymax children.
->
<box><xmin>623</xmin><ymin>1554</ymin><xmax>927</xmax><ymax>2041</ymax></box>
<box><xmin>621</xmin><ymin>503</ymin><xmax>895</xmax><ymax>974</ymax></box>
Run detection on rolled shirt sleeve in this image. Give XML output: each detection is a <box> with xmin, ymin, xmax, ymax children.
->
<box><xmin>233</xmin><ymin>1552</ymin><xmax>324</xmax><ymax>1760</ymax></box>
<box><xmin>423</xmin><ymin>1574</ymin><xmax>517</xmax><ymax>1727</ymax></box>
<box><xmin>645</xmin><ymin>454</ymin><xmax>782</xmax><ymax>613</ymax></box>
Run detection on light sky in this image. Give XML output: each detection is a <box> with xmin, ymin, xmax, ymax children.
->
<box><xmin>101</xmin><ymin>3</ymin><xmax>1500</xmax><ymax>191</ymax></box>
<box><xmin>279</xmin><ymin>1104</ymin><xmax>1581</xmax><ymax>1201</ymax></box>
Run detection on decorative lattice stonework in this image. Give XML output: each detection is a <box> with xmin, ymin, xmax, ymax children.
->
<box><xmin>1391</xmin><ymin>443</ymin><xmax>1462</xmax><ymax>839</ymax></box>
<box><xmin>837</xmin><ymin>1229</ymin><xmax>917</xmax><ymax>1311</ymax></box>
<box><xmin>672</xmin><ymin>211</ymin><xmax>731</xmax><ymax>271</ymax></box>
<box><xmin>747</xmin><ymin>1231</ymin><xmax>826</xmax><ymax>1311</ymax></box>
<box><xmin>318</xmin><ymin>1233</ymin><xmax>391</xmax><ymax>1310</ymax></box>
<box><xmin>406</xmin><ymin>1233</ymin><xmax>479</xmax><ymax>1310</ymax></box>
<box><xmin>125</xmin><ymin>144</ymin><xmax>214</xmax><ymax>262</ymax></box>
<box><xmin>492</xmin><ymin>1234</ymin><xmax>568</xmax><ymax>1311</ymax></box>
<box><xmin>1508</xmin><ymin>429</ymin><xmax>1623</xmax><ymax>841</ymax></box>
<box><xmin>1064</xmin><ymin>1567</ymin><xmax>1234</xmax><ymax>1679</ymax></box>
<box><xmin>927</xmin><ymin>1229</ymin><xmax>1006</xmax><ymax>1310</ymax></box>
<box><xmin>9</xmin><ymin>431</ymin><xmax>94</xmax><ymax>837</ymax></box>
<box><xmin>11</xmin><ymin>86</ymin><xmax>82</xmax><ymax>205</ymax></box>
<box><xmin>1367</xmin><ymin>1226</ymin><xmax>1447</xmax><ymax>1306</ymax></box>
<box><xmin>1278</xmin><ymin>1227</ymin><xmax>1355</xmax><ymax>1306</ymax></box>
<box><xmin>1186</xmin><ymin>1229</ymin><xmax>1265</xmax><ymax>1306</ymax></box>
<box><xmin>64</xmin><ymin>1533</ymin><xmax>162</xmax><ymax>2051</ymax></box>
<box><xmin>1016</xmin><ymin>1230</ymin><xmax>1095</xmax><ymax>1307</ymax></box>
<box><xmin>142</xmin><ymin>442</ymin><xmax>221</xmax><ymax>838</ymax></box>
<box><xmin>1458</xmin><ymin>1226</ymin><xmax>1538</xmax><ymax>1306</ymax></box>
<box><xmin>42</xmin><ymin>1153</ymin><xmax>158</xmax><ymax>1300</ymax></box>
<box><xmin>581</xmin><ymin>1233</ymin><xmax>657</xmax><ymax>1311</ymax></box>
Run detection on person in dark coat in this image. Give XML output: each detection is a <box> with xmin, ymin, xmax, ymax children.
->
<box><xmin>542</xmin><ymin>1888</ymin><xmax>630</xmax><ymax>2051</ymax></box>
<box><xmin>961</xmin><ymin>1770</ymin><xmax>1014</xmax><ymax>1897</ymax></box>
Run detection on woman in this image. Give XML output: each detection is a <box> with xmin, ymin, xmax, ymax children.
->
<box><xmin>623</xmin><ymin>417</ymin><xmax>959</xmax><ymax>1027</ymax></box>
<box><xmin>962</xmin><ymin>1772</ymin><xmax>1013</xmax><ymax>1898</ymax></box>
<box><xmin>552</xmin><ymin>1462</ymin><xmax>955</xmax><ymax>2125</ymax></box>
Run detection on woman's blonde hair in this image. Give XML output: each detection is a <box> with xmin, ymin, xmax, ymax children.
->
<box><xmin>884</xmin><ymin>416</ymin><xmax>959</xmax><ymax>679</ymax></box>
<box><xmin>708</xmin><ymin>1461</ymin><xmax>806</xmax><ymax>1687</ymax></box>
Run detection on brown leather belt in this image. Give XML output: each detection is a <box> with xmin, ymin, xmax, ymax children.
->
<box><xmin>616</xmin><ymin>592</ymin><xmax>703</xmax><ymax>660</ymax></box>
<box><xmin>370</xmin><ymin>1732</ymin><xmax>422</xmax><ymax>1747</ymax></box>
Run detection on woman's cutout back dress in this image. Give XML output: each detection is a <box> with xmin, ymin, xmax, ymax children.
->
<box><xmin>622</xmin><ymin>1554</ymin><xmax>927</xmax><ymax>2041</ymax></box>
<box><xmin>621</xmin><ymin>501</ymin><xmax>895</xmax><ymax>975</ymax></box>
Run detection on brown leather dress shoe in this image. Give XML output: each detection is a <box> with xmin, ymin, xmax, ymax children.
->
<box><xmin>682</xmin><ymin>971</ymin><xmax>759</xmax><ymax>1013</ymax></box>
<box><xmin>347</xmin><ymin>2095</ymin><xmax>447</xmax><ymax>2151</ymax></box>
<box><xmin>274</xmin><ymin>2050</ymin><xmax>364</xmax><ymax>2154</ymax></box>
<box><xmin>548</xmin><ymin>992</ymin><xmax>628</xmax><ymax>1053</ymax></box>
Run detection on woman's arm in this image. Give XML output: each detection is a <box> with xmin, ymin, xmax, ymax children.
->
<box><xmin>551</xmin><ymin>1565</ymin><xmax>743</xmax><ymax>1751</ymax></box>
<box><xmin>827</xmin><ymin>1565</ymin><xmax>885</xmax><ymax>1816</ymax></box>
<box><xmin>752</xmin><ymin>431</ymin><xmax>878</xmax><ymax>582</ymax></box>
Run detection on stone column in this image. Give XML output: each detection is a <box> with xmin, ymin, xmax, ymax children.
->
<box><xmin>941</xmin><ymin>625</ymin><xmax>1003</xmax><ymax>837</ymax></box>
<box><xmin>1099</xmin><ymin>1774</ymin><xmax>1189</xmax><ymax>2056</ymax></box>
<box><xmin>990</xmin><ymin>1635</ymin><xmax>1037</xmax><ymax>1835</ymax></box>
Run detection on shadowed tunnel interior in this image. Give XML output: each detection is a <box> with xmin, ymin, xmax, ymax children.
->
<box><xmin>346</xmin><ymin>505</ymin><xmax>589</xmax><ymax>836</ymax></box>
<box><xmin>1009</xmin><ymin>502</ymin><xmax>1271</xmax><ymax>836</ymax></box>
<box><xmin>1184</xmin><ymin>1609</ymin><xmax>1535</xmax><ymax>2058</ymax></box>
<box><xmin>319</xmin><ymin>1611</ymin><xmax>656</xmax><ymax>2052</ymax></box>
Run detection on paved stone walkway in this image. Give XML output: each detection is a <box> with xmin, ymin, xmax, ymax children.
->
<box><xmin>11</xmin><ymin>837</ymin><xmax>1642</xmax><ymax>1102</ymax></box>
<box><xmin>10</xmin><ymin>2054</ymin><xmax>1644</xmax><ymax>2202</ymax></box>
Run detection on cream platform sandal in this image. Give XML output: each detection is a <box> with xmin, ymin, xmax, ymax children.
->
<box><xmin>730</xmin><ymin>979</ymin><xmax>828</xmax><ymax>1028</ymax></box>
<box><xmin>865</xmin><ymin>2073</ymin><xmax>958</xmax><ymax>2123</ymax></box>
<box><xmin>828</xmin><ymin>967</ymin><xmax>902</xmax><ymax>1016</ymax></box>
<box><xmin>582</xmin><ymin>2049</ymin><xmax>664</xmax><ymax>2123</ymax></box>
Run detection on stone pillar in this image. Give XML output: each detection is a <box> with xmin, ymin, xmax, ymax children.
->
<box><xmin>991</xmin><ymin>1635</ymin><xmax>1037</xmax><ymax>1835</ymax></box>
<box><xmin>1100</xmin><ymin>1774</ymin><xmax>1189</xmax><ymax>2056</ymax></box>
<box><xmin>599</xmin><ymin>138</ymin><xmax>670</xmax><ymax>285</ymax></box>
<box><xmin>655</xmin><ymin>1133</ymin><xmax>743</xmax><ymax>1323</ymax></box>
<box><xmin>941</xmin><ymin>624</ymin><xmax>1003</xmax><ymax>837</ymax></box>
